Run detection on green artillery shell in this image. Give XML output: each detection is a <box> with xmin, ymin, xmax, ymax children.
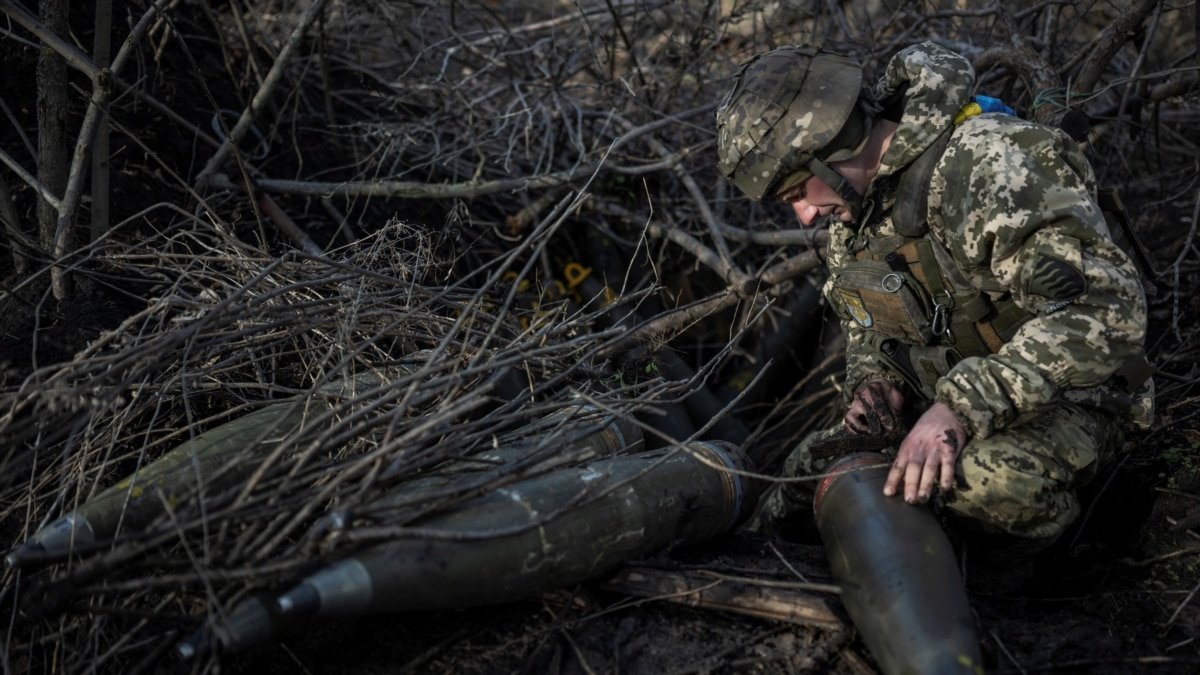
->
<box><xmin>175</xmin><ymin>595</ymin><xmax>312</xmax><ymax>661</ymax></box>
<box><xmin>337</xmin><ymin>405</ymin><xmax>644</xmax><ymax>523</ymax></box>
<box><xmin>6</xmin><ymin>370</ymin><xmax>399</xmax><ymax>569</ymax></box>
<box><xmin>814</xmin><ymin>453</ymin><xmax>983</xmax><ymax>675</ymax></box>
<box><xmin>198</xmin><ymin>441</ymin><xmax>759</xmax><ymax>654</ymax></box>
<box><xmin>472</xmin><ymin>404</ymin><xmax>644</xmax><ymax>467</ymax></box>
<box><xmin>5</xmin><ymin>398</ymin><xmax>321</xmax><ymax>569</ymax></box>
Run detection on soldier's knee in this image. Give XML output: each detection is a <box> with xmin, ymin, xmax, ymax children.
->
<box><xmin>942</xmin><ymin>450</ymin><xmax>1080</xmax><ymax>544</ymax></box>
<box><xmin>741</xmin><ymin>427</ymin><xmax>841</xmax><ymax>537</ymax></box>
<box><xmin>782</xmin><ymin>425</ymin><xmax>842</xmax><ymax>477</ymax></box>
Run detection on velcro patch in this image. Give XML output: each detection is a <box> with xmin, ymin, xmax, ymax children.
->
<box><xmin>1028</xmin><ymin>254</ymin><xmax>1087</xmax><ymax>301</ymax></box>
<box><xmin>835</xmin><ymin>288</ymin><xmax>873</xmax><ymax>328</ymax></box>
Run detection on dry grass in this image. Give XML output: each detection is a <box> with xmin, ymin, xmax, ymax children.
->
<box><xmin>1</xmin><ymin>1</ymin><xmax>1197</xmax><ymax>672</ymax></box>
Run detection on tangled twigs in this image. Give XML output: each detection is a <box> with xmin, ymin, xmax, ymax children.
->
<box><xmin>194</xmin><ymin>0</ymin><xmax>329</xmax><ymax>188</ymax></box>
<box><xmin>646</xmin><ymin>221</ymin><xmax>753</xmax><ymax>295</ymax></box>
<box><xmin>609</xmin><ymin>111</ymin><xmax>750</xmax><ymax>293</ymax></box>
<box><xmin>978</xmin><ymin>12</ymin><xmax>1081</xmax><ymax>130</ymax></box>
<box><xmin>1</xmin><ymin>0</ymin><xmax>174</xmax><ymax>298</ymax></box>
<box><xmin>600</xmin><ymin>245</ymin><xmax>823</xmax><ymax>361</ymax></box>
<box><xmin>2</xmin><ymin>1</ymin><xmax>1198</xmax><ymax>672</ymax></box>
<box><xmin>2</xmin><ymin>215</ymin><xmax>702</xmax><ymax>671</ymax></box>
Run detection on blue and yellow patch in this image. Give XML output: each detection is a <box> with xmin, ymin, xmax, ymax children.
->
<box><xmin>836</xmin><ymin>288</ymin><xmax>873</xmax><ymax>328</ymax></box>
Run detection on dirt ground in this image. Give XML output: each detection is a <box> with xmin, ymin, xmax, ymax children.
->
<box><xmin>3</xmin><ymin>3</ymin><xmax>1199</xmax><ymax>672</ymax></box>
<box><xmin>216</xmin><ymin>497</ymin><xmax>1200</xmax><ymax>675</ymax></box>
<box><xmin>5</xmin><ymin>289</ymin><xmax>1199</xmax><ymax>674</ymax></box>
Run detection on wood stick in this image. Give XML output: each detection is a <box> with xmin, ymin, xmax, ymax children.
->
<box><xmin>195</xmin><ymin>0</ymin><xmax>329</xmax><ymax>186</ymax></box>
<box><xmin>602</xmin><ymin>566</ymin><xmax>844</xmax><ymax>632</ymax></box>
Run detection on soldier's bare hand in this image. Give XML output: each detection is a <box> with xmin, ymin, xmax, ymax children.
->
<box><xmin>882</xmin><ymin>402</ymin><xmax>966</xmax><ymax>504</ymax></box>
<box><xmin>844</xmin><ymin>379</ymin><xmax>905</xmax><ymax>435</ymax></box>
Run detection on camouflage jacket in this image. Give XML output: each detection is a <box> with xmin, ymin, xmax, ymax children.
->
<box><xmin>824</xmin><ymin>42</ymin><xmax>1150</xmax><ymax>439</ymax></box>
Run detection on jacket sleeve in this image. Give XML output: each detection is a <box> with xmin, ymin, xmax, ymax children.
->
<box><xmin>822</xmin><ymin>222</ymin><xmax>910</xmax><ymax>403</ymax></box>
<box><xmin>840</xmin><ymin>318</ymin><xmax>908</xmax><ymax>402</ymax></box>
<box><xmin>927</xmin><ymin>116</ymin><xmax>1147</xmax><ymax>438</ymax></box>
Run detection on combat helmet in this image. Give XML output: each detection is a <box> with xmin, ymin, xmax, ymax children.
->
<box><xmin>715</xmin><ymin>46</ymin><xmax>871</xmax><ymax>210</ymax></box>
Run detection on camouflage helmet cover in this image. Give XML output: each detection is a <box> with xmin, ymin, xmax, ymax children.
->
<box><xmin>715</xmin><ymin>46</ymin><xmax>864</xmax><ymax>201</ymax></box>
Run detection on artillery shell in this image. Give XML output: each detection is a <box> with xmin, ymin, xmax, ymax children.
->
<box><xmin>6</xmin><ymin>370</ymin><xmax>401</xmax><ymax>569</ymax></box>
<box><xmin>814</xmin><ymin>452</ymin><xmax>983</xmax><ymax>675</ymax></box>
<box><xmin>196</xmin><ymin>441</ymin><xmax>759</xmax><ymax>654</ymax></box>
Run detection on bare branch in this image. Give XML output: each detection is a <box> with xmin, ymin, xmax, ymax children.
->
<box><xmin>194</xmin><ymin>0</ymin><xmax>330</xmax><ymax>187</ymax></box>
<box><xmin>0</xmin><ymin>0</ymin><xmax>99</xmax><ymax>79</ymax></box>
<box><xmin>0</xmin><ymin>144</ymin><xmax>61</xmax><ymax>210</ymax></box>
<box><xmin>1074</xmin><ymin>0</ymin><xmax>1159</xmax><ymax>96</ymax></box>
<box><xmin>50</xmin><ymin>0</ymin><xmax>173</xmax><ymax>298</ymax></box>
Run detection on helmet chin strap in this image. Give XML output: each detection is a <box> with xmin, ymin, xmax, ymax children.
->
<box><xmin>807</xmin><ymin>158</ymin><xmax>866</xmax><ymax>221</ymax></box>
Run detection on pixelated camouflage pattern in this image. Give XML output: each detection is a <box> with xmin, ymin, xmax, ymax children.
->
<box><xmin>825</xmin><ymin>42</ymin><xmax>1149</xmax><ymax>440</ymax></box>
<box><xmin>741</xmin><ymin>425</ymin><xmax>842</xmax><ymax>538</ymax></box>
<box><xmin>928</xmin><ymin>114</ymin><xmax>1149</xmax><ymax>437</ymax></box>
<box><xmin>809</xmin><ymin>42</ymin><xmax>1149</xmax><ymax>542</ymax></box>
<box><xmin>715</xmin><ymin>47</ymin><xmax>862</xmax><ymax>201</ymax></box>
<box><xmin>939</xmin><ymin>401</ymin><xmax>1125</xmax><ymax>544</ymax></box>
<box><xmin>748</xmin><ymin>402</ymin><xmax>1123</xmax><ymax>547</ymax></box>
<box><xmin>873</xmin><ymin>42</ymin><xmax>976</xmax><ymax>176</ymax></box>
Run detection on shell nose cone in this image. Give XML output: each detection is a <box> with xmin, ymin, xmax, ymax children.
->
<box><xmin>5</xmin><ymin>540</ymin><xmax>47</xmax><ymax>569</ymax></box>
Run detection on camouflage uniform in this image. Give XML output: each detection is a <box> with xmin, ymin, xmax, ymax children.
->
<box><xmin>749</xmin><ymin>43</ymin><xmax>1152</xmax><ymax>548</ymax></box>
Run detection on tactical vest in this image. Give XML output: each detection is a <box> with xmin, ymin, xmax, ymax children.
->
<box><xmin>827</xmin><ymin>123</ymin><xmax>1154</xmax><ymax>408</ymax></box>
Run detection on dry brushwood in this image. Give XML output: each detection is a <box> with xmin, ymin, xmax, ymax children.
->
<box><xmin>0</xmin><ymin>213</ymin><xmax>691</xmax><ymax>672</ymax></box>
<box><xmin>1</xmin><ymin>0</ymin><xmax>1199</xmax><ymax>673</ymax></box>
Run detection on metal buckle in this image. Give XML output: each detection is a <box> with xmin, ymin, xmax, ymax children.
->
<box><xmin>881</xmin><ymin>273</ymin><xmax>904</xmax><ymax>293</ymax></box>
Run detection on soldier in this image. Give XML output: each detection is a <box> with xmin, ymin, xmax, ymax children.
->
<box><xmin>715</xmin><ymin>42</ymin><xmax>1155</xmax><ymax>555</ymax></box>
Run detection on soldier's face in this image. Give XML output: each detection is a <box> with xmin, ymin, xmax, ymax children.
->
<box><xmin>780</xmin><ymin>174</ymin><xmax>850</xmax><ymax>226</ymax></box>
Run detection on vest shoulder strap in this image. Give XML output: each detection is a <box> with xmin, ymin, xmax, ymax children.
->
<box><xmin>892</xmin><ymin>128</ymin><xmax>955</xmax><ymax>238</ymax></box>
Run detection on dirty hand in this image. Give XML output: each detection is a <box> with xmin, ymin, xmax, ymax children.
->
<box><xmin>883</xmin><ymin>402</ymin><xmax>966</xmax><ymax>504</ymax></box>
<box><xmin>844</xmin><ymin>379</ymin><xmax>905</xmax><ymax>434</ymax></box>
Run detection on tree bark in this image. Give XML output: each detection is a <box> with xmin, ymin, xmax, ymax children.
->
<box><xmin>90</xmin><ymin>0</ymin><xmax>112</xmax><ymax>245</ymax></box>
<box><xmin>35</xmin><ymin>0</ymin><xmax>69</xmax><ymax>264</ymax></box>
<box><xmin>0</xmin><ymin>178</ymin><xmax>29</xmax><ymax>277</ymax></box>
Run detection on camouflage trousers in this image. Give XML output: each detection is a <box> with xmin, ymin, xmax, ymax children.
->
<box><xmin>745</xmin><ymin>402</ymin><xmax>1125</xmax><ymax>550</ymax></box>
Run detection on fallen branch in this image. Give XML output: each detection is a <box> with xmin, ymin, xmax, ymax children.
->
<box><xmin>720</xmin><ymin>225</ymin><xmax>829</xmax><ymax>249</ymax></box>
<box><xmin>611</xmin><ymin>112</ymin><xmax>749</xmax><ymax>293</ymax></box>
<box><xmin>602</xmin><ymin>565</ymin><xmax>844</xmax><ymax>631</ymax></box>
<box><xmin>599</xmin><ymin>246</ymin><xmax>823</xmax><ymax>359</ymax></box>
<box><xmin>646</xmin><ymin>220</ymin><xmax>754</xmax><ymax>295</ymax></box>
<box><xmin>1072</xmin><ymin>0</ymin><xmax>1160</xmax><ymax>96</ymax></box>
<box><xmin>215</xmin><ymin>168</ymin><xmax>586</xmax><ymax>200</ymax></box>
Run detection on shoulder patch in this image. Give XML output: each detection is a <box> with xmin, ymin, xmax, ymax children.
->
<box><xmin>1028</xmin><ymin>254</ymin><xmax>1087</xmax><ymax>301</ymax></box>
<box><xmin>835</xmin><ymin>288</ymin><xmax>874</xmax><ymax>328</ymax></box>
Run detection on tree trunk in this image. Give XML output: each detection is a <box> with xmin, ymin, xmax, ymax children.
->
<box><xmin>0</xmin><ymin>178</ymin><xmax>29</xmax><ymax>277</ymax></box>
<box><xmin>36</xmin><ymin>0</ymin><xmax>70</xmax><ymax>293</ymax></box>
<box><xmin>90</xmin><ymin>0</ymin><xmax>112</xmax><ymax>245</ymax></box>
